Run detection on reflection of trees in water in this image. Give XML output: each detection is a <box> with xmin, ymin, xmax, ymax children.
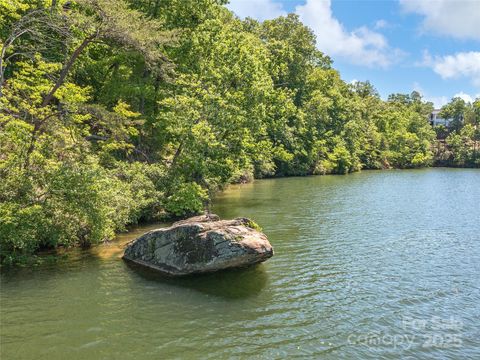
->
<box><xmin>124</xmin><ymin>261</ymin><xmax>269</xmax><ymax>300</ymax></box>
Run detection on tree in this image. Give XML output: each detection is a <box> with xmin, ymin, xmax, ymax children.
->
<box><xmin>441</xmin><ymin>97</ymin><xmax>466</xmax><ymax>132</ymax></box>
<box><xmin>0</xmin><ymin>1</ymin><xmax>472</xmax><ymax>264</ymax></box>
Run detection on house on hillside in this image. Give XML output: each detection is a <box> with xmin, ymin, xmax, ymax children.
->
<box><xmin>430</xmin><ymin>109</ymin><xmax>453</xmax><ymax>127</ymax></box>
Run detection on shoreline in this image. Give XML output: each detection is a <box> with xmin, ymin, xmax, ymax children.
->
<box><xmin>4</xmin><ymin>167</ymin><xmax>478</xmax><ymax>268</ymax></box>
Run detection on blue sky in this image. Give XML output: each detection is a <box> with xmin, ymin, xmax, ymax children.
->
<box><xmin>226</xmin><ymin>0</ymin><xmax>480</xmax><ymax>108</ymax></box>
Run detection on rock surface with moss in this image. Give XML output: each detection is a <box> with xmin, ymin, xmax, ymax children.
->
<box><xmin>122</xmin><ymin>214</ymin><xmax>273</xmax><ymax>275</ymax></box>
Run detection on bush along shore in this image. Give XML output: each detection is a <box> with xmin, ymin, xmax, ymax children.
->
<box><xmin>1</xmin><ymin>1</ymin><xmax>479</xmax><ymax>265</ymax></box>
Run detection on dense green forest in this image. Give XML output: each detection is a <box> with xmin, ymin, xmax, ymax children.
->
<box><xmin>1</xmin><ymin>0</ymin><xmax>479</xmax><ymax>264</ymax></box>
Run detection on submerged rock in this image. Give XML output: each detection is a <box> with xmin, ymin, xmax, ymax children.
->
<box><xmin>122</xmin><ymin>214</ymin><xmax>273</xmax><ymax>276</ymax></box>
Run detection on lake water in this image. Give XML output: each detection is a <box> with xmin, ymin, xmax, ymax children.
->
<box><xmin>1</xmin><ymin>168</ymin><xmax>479</xmax><ymax>359</ymax></box>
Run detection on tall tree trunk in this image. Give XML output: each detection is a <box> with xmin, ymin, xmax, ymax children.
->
<box><xmin>42</xmin><ymin>33</ymin><xmax>96</xmax><ymax>107</ymax></box>
<box><xmin>0</xmin><ymin>44</ymin><xmax>6</xmax><ymax>97</ymax></box>
<box><xmin>24</xmin><ymin>33</ymin><xmax>96</xmax><ymax>167</ymax></box>
<box><xmin>171</xmin><ymin>142</ymin><xmax>184</xmax><ymax>169</ymax></box>
<box><xmin>23</xmin><ymin>117</ymin><xmax>45</xmax><ymax>170</ymax></box>
<box><xmin>139</xmin><ymin>67</ymin><xmax>149</xmax><ymax>115</ymax></box>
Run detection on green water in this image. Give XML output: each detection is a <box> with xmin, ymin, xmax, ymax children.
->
<box><xmin>1</xmin><ymin>168</ymin><xmax>479</xmax><ymax>359</ymax></box>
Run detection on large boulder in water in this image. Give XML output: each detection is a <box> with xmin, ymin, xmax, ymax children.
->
<box><xmin>122</xmin><ymin>214</ymin><xmax>273</xmax><ymax>276</ymax></box>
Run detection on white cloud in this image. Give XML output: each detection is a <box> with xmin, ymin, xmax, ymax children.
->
<box><xmin>453</xmin><ymin>92</ymin><xmax>480</xmax><ymax>103</ymax></box>
<box><xmin>428</xmin><ymin>96</ymin><xmax>450</xmax><ymax>109</ymax></box>
<box><xmin>227</xmin><ymin>0</ymin><xmax>402</xmax><ymax>68</ymax></box>
<box><xmin>421</xmin><ymin>51</ymin><xmax>480</xmax><ymax>87</ymax></box>
<box><xmin>226</xmin><ymin>0</ymin><xmax>286</xmax><ymax>21</ymax></box>
<box><xmin>400</xmin><ymin>0</ymin><xmax>480</xmax><ymax>40</ymax></box>
<box><xmin>453</xmin><ymin>92</ymin><xmax>473</xmax><ymax>103</ymax></box>
<box><xmin>415</xmin><ymin>49</ymin><xmax>433</xmax><ymax>67</ymax></box>
<box><xmin>374</xmin><ymin>19</ymin><xmax>388</xmax><ymax>30</ymax></box>
<box><xmin>412</xmin><ymin>82</ymin><xmax>449</xmax><ymax>108</ymax></box>
<box><xmin>295</xmin><ymin>0</ymin><xmax>403</xmax><ymax>67</ymax></box>
<box><xmin>411</xmin><ymin>82</ymin><xmax>480</xmax><ymax>108</ymax></box>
